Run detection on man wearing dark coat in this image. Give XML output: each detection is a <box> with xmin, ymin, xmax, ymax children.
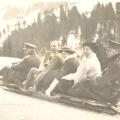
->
<box><xmin>2</xmin><ymin>43</ymin><xmax>41</xmax><ymax>86</ymax></box>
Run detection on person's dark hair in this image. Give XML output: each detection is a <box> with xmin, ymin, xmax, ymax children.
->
<box><xmin>82</xmin><ymin>42</ymin><xmax>102</xmax><ymax>65</ymax></box>
<box><xmin>82</xmin><ymin>42</ymin><xmax>98</xmax><ymax>53</ymax></box>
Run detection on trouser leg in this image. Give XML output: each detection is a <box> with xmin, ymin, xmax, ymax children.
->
<box><xmin>34</xmin><ymin>72</ymin><xmax>46</xmax><ymax>91</ymax></box>
<box><xmin>23</xmin><ymin>67</ymin><xmax>40</xmax><ymax>89</ymax></box>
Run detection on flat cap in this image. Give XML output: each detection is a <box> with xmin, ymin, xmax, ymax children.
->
<box><xmin>109</xmin><ymin>40</ymin><xmax>120</xmax><ymax>49</ymax></box>
<box><xmin>23</xmin><ymin>43</ymin><xmax>36</xmax><ymax>49</ymax></box>
<box><xmin>58</xmin><ymin>46</ymin><xmax>76</xmax><ymax>53</ymax></box>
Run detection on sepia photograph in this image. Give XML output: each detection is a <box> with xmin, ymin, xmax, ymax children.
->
<box><xmin>0</xmin><ymin>0</ymin><xmax>120</xmax><ymax>120</ymax></box>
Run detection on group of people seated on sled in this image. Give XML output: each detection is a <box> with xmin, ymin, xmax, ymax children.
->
<box><xmin>1</xmin><ymin>40</ymin><xmax>120</xmax><ymax>105</ymax></box>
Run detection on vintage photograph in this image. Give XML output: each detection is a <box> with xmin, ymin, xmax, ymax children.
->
<box><xmin>0</xmin><ymin>0</ymin><xmax>120</xmax><ymax>120</ymax></box>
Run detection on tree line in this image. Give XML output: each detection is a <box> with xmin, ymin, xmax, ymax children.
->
<box><xmin>1</xmin><ymin>2</ymin><xmax>118</xmax><ymax>58</ymax></box>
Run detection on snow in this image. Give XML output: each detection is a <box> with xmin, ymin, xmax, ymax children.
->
<box><xmin>0</xmin><ymin>88</ymin><xmax>119</xmax><ymax>120</ymax></box>
<box><xmin>0</xmin><ymin>57</ymin><xmax>21</xmax><ymax>70</ymax></box>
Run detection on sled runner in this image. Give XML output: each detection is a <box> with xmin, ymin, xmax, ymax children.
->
<box><xmin>56</xmin><ymin>94</ymin><xmax>120</xmax><ymax>115</ymax></box>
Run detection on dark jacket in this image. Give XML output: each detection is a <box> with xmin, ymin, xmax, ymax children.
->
<box><xmin>3</xmin><ymin>53</ymin><xmax>41</xmax><ymax>85</ymax></box>
<box><xmin>12</xmin><ymin>53</ymin><xmax>40</xmax><ymax>81</ymax></box>
<box><xmin>58</xmin><ymin>57</ymin><xmax>79</xmax><ymax>81</ymax></box>
<box><xmin>12</xmin><ymin>54</ymin><xmax>40</xmax><ymax>73</ymax></box>
<box><xmin>52</xmin><ymin>56</ymin><xmax>79</xmax><ymax>95</ymax></box>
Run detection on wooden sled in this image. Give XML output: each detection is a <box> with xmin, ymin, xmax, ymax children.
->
<box><xmin>1</xmin><ymin>84</ymin><xmax>120</xmax><ymax>115</ymax></box>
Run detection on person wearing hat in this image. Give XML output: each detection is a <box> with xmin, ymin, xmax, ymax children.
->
<box><xmin>23</xmin><ymin>43</ymin><xmax>37</xmax><ymax>56</ymax></box>
<box><xmin>2</xmin><ymin>42</ymin><xmax>41</xmax><ymax>86</ymax></box>
<box><xmin>45</xmin><ymin>46</ymin><xmax>79</xmax><ymax>96</ymax></box>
